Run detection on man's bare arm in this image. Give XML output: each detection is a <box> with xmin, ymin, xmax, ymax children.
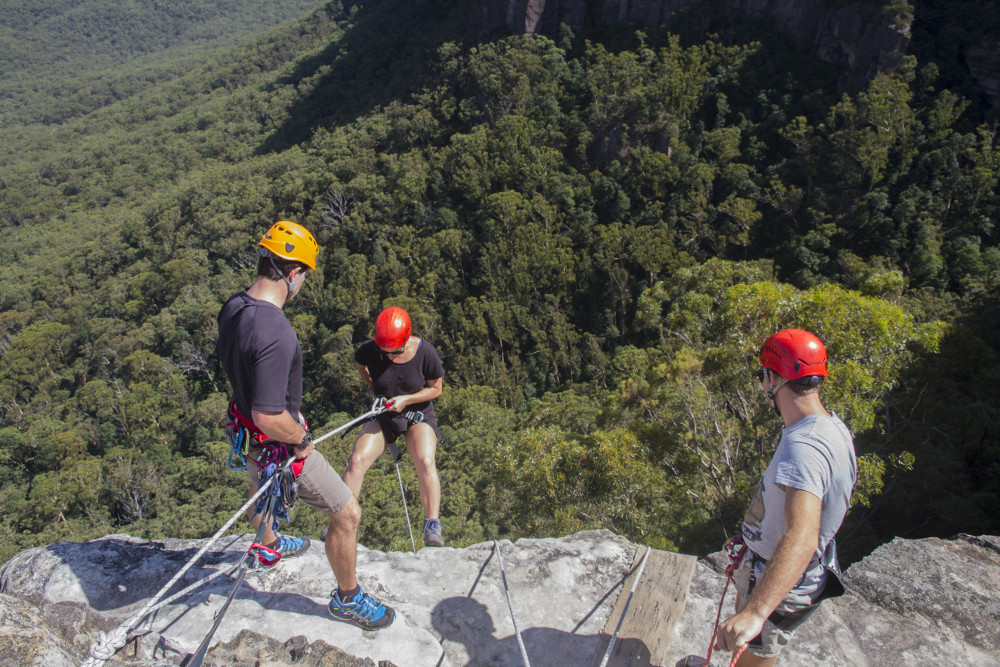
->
<box><xmin>716</xmin><ymin>486</ymin><xmax>821</xmax><ymax>651</ymax></box>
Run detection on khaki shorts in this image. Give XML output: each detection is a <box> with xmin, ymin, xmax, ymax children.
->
<box><xmin>732</xmin><ymin>556</ymin><xmax>823</xmax><ymax>659</ymax></box>
<box><xmin>247</xmin><ymin>449</ymin><xmax>352</xmax><ymax>515</ymax></box>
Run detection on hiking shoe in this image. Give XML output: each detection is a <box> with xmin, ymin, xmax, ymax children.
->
<box><xmin>328</xmin><ymin>588</ymin><xmax>395</xmax><ymax>630</ymax></box>
<box><xmin>423</xmin><ymin>518</ymin><xmax>444</xmax><ymax>547</ymax></box>
<box><xmin>257</xmin><ymin>534</ymin><xmax>311</xmax><ymax>570</ymax></box>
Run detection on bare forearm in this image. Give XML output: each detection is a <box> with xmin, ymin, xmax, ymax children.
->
<box><xmin>741</xmin><ymin>528</ymin><xmax>816</xmax><ymax>619</ymax></box>
<box><xmin>388</xmin><ymin>377</ymin><xmax>443</xmax><ymax>410</ymax></box>
<box><xmin>399</xmin><ymin>386</ymin><xmax>441</xmax><ymax>404</ymax></box>
<box><xmin>716</xmin><ymin>486</ymin><xmax>820</xmax><ymax>652</ymax></box>
<box><xmin>252</xmin><ymin>409</ymin><xmax>308</xmax><ymax>445</ymax></box>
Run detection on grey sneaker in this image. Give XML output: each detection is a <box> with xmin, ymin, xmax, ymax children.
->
<box><xmin>423</xmin><ymin>518</ymin><xmax>444</xmax><ymax>547</ymax></box>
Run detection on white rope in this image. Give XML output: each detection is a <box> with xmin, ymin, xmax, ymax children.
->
<box><xmin>598</xmin><ymin>545</ymin><xmax>651</xmax><ymax>667</ymax></box>
<box><xmin>82</xmin><ymin>401</ymin><xmax>384</xmax><ymax>666</ymax></box>
<box><xmin>82</xmin><ymin>476</ymin><xmax>277</xmax><ymax>666</ymax></box>
<box><xmin>395</xmin><ymin>460</ymin><xmax>417</xmax><ymax>554</ymax></box>
<box><xmin>312</xmin><ymin>398</ymin><xmax>386</xmax><ymax>445</ymax></box>
<box><xmin>494</xmin><ymin>540</ymin><xmax>531</xmax><ymax>667</ymax></box>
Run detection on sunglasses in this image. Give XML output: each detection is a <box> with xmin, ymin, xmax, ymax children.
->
<box><xmin>381</xmin><ymin>345</ymin><xmax>406</xmax><ymax>356</ymax></box>
<box><xmin>754</xmin><ymin>368</ymin><xmax>769</xmax><ymax>383</ymax></box>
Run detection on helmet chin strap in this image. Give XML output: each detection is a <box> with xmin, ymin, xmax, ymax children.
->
<box><xmin>765</xmin><ymin>369</ymin><xmax>787</xmax><ymax>417</ymax></box>
<box><xmin>263</xmin><ymin>249</ymin><xmax>304</xmax><ymax>296</ymax></box>
<box><xmin>284</xmin><ymin>272</ymin><xmax>305</xmax><ymax>295</ymax></box>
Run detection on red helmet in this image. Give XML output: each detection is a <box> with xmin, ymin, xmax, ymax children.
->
<box><xmin>759</xmin><ymin>329</ymin><xmax>828</xmax><ymax>383</ymax></box>
<box><xmin>374</xmin><ymin>307</ymin><xmax>411</xmax><ymax>349</ymax></box>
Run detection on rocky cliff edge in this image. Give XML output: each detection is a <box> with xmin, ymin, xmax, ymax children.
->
<box><xmin>1</xmin><ymin>530</ymin><xmax>998</xmax><ymax>666</ymax></box>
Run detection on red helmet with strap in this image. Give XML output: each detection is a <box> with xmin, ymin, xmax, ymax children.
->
<box><xmin>374</xmin><ymin>307</ymin><xmax>411</xmax><ymax>349</ymax></box>
<box><xmin>759</xmin><ymin>329</ymin><xmax>828</xmax><ymax>383</ymax></box>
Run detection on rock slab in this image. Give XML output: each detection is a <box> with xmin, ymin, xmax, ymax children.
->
<box><xmin>2</xmin><ymin>531</ymin><xmax>999</xmax><ymax>666</ymax></box>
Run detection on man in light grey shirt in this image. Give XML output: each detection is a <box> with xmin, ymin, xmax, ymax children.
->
<box><xmin>717</xmin><ymin>329</ymin><xmax>857</xmax><ymax>665</ymax></box>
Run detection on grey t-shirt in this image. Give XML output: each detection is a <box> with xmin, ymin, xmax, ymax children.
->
<box><xmin>216</xmin><ymin>292</ymin><xmax>302</xmax><ymax>423</ymax></box>
<box><xmin>741</xmin><ymin>411</ymin><xmax>857</xmax><ymax>591</ymax></box>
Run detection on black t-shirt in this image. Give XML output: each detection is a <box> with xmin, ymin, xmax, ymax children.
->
<box><xmin>354</xmin><ymin>338</ymin><xmax>444</xmax><ymax>412</ymax></box>
<box><xmin>216</xmin><ymin>292</ymin><xmax>302</xmax><ymax>422</ymax></box>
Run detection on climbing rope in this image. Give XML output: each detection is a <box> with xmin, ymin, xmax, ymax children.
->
<box><xmin>81</xmin><ymin>474</ymin><xmax>279</xmax><ymax>666</ymax></box>
<box><xmin>394</xmin><ymin>449</ymin><xmax>416</xmax><ymax>554</ymax></box>
<box><xmin>314</xmin><ymin>397</ymin><xmax>388</xmax><ymax>445</ymax></box>
<box><xmin>82</xmin><ymin>401</ymin><xmax>391</xmax><ymax>666</ymax></box>
<box><xmin>494</xmin><ymin>540</ymin><xmax>531</xmax><ymax>667</ymax></box>
<box><xmin>597</xmin><ymin>545</ymin><xmax>651</xmax><ymax>667</ymax></box>
<box><xmin>701</xmin><ymin>536</ymin><xmax>750</xmax><ymax>667</ymax></box>
<box><xmin>185</xmin><ymin>486</ymin><xmax>282</xmax><ymax>667</ymax></box>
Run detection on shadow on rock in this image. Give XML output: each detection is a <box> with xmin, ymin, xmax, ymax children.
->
<box><xmin>433</xmin><ymin>596</ymin><xmax>608</xmax><ymax>667</ymax></box>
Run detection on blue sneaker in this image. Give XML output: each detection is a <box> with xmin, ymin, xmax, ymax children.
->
<box><xmin>423</xmin><ymin>518</ymin><xmax>444</xmax><ymax>547</ymax></box>
<box><xmin>257</xmin><ymin>534</ymin><xmax>311</xmax><ymax>570</ymax></box>
<box><xmin>328</xmin><ymin>588</ymin><xmax>395</xmax><ymax>630</ymax></box>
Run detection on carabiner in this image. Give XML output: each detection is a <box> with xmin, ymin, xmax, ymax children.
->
<box><xmin>249</xmin><ymin>543</ymin><xmax>282</xmax><ymax>568</ymax></box>
<box><xmin>228</xmin><ymin>449</ymin><xmax>248</xmax><ymax>470</ymax></box>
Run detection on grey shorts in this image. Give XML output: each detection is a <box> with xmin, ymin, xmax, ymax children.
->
<box><xmin>732</xmin><ymin>556</ymin><xmax>823</xmax><ymax>659</ymax></box>
<box><xmin>247</xmin><ymin>449</ymin><xmax>352</xmax><ymax>515</ymax></box>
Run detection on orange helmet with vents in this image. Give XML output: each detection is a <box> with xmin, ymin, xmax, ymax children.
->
<box><xmin>258</xmin><ymin>220</ymin><xmax>318</xmax><ymax>270</ymax></box>
<box><xmin>759</xmin><ymin>329</ymin><xmax>828</xmax><ymax>383</ymax></box>
<box><xmin>374</xmin><ymin>307</ymin><xmax>411</xmax><ymax>349</ymax></box>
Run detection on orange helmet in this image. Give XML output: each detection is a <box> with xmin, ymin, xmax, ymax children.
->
<box><xmin>258</xmin><ymin>220</ymin><xmax>318</xmax><ymax>270</ymax></box>
<box><xmin>759</xmin><ymin>329</ymin><xmax>828</xmax><ymax>383</ymax></box>
<box><xmin>374</xmin><ymin>307</ymin><xmax>411</xmax><ymax>349</ymax></box>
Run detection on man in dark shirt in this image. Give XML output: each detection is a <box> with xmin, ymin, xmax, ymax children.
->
<box><xmin>217</xmin><ymin>221</ymin><xmax>394</xmax><ymax>631</ymax></box>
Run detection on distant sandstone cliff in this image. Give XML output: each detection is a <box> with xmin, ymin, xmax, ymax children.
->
<box><xmin>966</xmin><ymin>32</ymin><xmax>1000</xmax><ymax>108</ymax></box>
<box><xmin>474</xmin><ymin>0</ymin><xmax>911</xmax><ymax>90</ymax></box>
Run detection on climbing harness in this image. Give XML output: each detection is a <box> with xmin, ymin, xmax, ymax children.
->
<box><xmin>253</xmin><ymin>441</ymin><xmax>300</xmax><ymax>532</ymax></box>
<box><xmin>370</xmin><ymin>400</ymin><xmax>423</xmax><ymax>554</ymax></box>
<box><xmin>224</xmin><ymin>400</ymin><xmax>259</xmax><ymax>471</ymax></box>
<box><xmin>402</xmin><ymin>408</ymin><xmax>425</xmax><ymax>424</ymax></box>
<box><xmin>696</xmin><ymin>535</ymin><xmax>750</xmax><ymax>667</ymax></box>
<box><xmin>185</xmin><ymin>461</ymin><xmax>290</xmax><ymax>667</ymax></box>
<box><xmin>494</xmin><ymin>540</ymin><xmax>531</xmax><ymax>667</ymax></box>
<box><xmin>224</xmin><ymin>410</ymin><xmax>250</xmax><ymax>470</ymax></box>
<box><xmin>224</xmin><ymin>400</ymin><xmax>295</xmax><ymax>473</ymax></box>
<box><xmin>82</xmin><ymin>475</ymin><xmax>282</xmax><ymax>667</ymax></box>
<box><xmin>226</xmin><ymin>399</ymin><xmax>393</xmax><ymax>529</ymax></box>
<box><xmin>597</xmin><ymin>545</ymin><xmax>651</xmax><ymax>667</ymax></box>
<box><xmin>86</xmin><ymin>400</ymin><xmax>395</xmax><ymax>666</ymax></box>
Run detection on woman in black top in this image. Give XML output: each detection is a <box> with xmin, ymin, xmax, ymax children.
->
<box><xmin>343</xmin><ymin>307</ymin><xmax>446</xmax><ymax>546</ymax></box>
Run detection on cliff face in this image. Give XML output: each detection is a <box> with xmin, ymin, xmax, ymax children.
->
<box><xmin>966</xmin><ymin>32</ymin><xmax>1000</xmax><ymax>108</ymax></box>
<box><xmin>475</xmin><ymin>0</ymin><xmax>911</xmax><ymax>90</ymax></box>
<box><xmin>1</xmin><ymin>530</ymin><xmax>999</xmax><ymax>666</ymax></box>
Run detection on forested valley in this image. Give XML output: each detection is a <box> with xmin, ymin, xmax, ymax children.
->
<box><xmin>0</xmin><ymin>0</ymin><xmax>997</xmax><ymax>567</ymax></box>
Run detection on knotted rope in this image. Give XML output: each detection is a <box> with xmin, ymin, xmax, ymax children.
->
<box><xmin>82</xmin><ymin>475</ymin><xmax>277</xmax><ymax>666</ymax></box>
